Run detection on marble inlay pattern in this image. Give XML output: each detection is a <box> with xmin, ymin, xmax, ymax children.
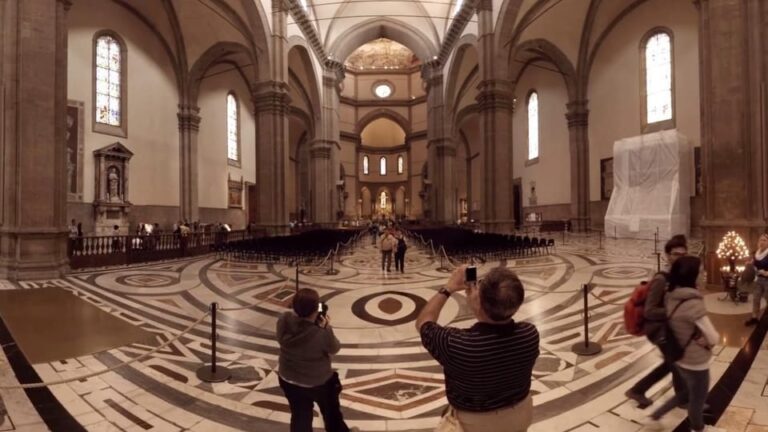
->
<box><xmin>0</xmin><ymin>237</ymin><xmax>761</xmax><ymax>432</ymax></box>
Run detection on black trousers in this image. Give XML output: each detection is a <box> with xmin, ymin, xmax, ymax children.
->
<box><xmin>394</xmin><ymin>251</ymin><xmax>405</xmax><ymax>272</ymax></box>
<box><xmin>629</xmin><ymin>352</ymin><xmax>687</xmax><ymax>402</ymax></box>
<box><xmin>279</xmin><ymin>373</ymin><xmax>350</xmax><ymax>432</ymax></box>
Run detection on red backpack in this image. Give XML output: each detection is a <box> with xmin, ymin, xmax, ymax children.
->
<box><xmin>624</xmin><ymin>281</ymin><xmax>650</xmax><ymax>336</ymax></box>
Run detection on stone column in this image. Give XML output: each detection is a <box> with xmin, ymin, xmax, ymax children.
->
<box><xmin>696</xmin><ymin>0</ymin><xmax>768</xmax><ymax>282</ymax></box>
<box><xmin>310</xmin><ymin>60</ymin><xmax>344</xmax><ymax>225</ymax></box>
<box><xmin>476</xmin><ymin>0</ymin><xmax>514</xmax><ymax>232</ymax></box>
<box><xmin>249</xmin><ymin>0</ymin><xmax>291</xmax><ymax>234</ymax></box>
<box><xmin>178</xmin><ymin>104</ymin><xmax>200</xmax><ymax>222</ymax></box>
<box><xmin>0</xmin><ymin>0</ymin><xmax>71</xmax><ymax>279</ymax></box>
<box><xmin>477</xmin><ymin>81</ymin><xmax>514</xmax><ymax>233</ymax></box>
<box><xmin>423</xmin><ymin>60</ymin><xmax>457</xmax><ymax>224</ymax></box>
<box><xmin>566</xmin><ymin>100</ymin><xmax>590</xmax><ymax>232</ymax></box>
<box><xmin>253</xmin><ymin>82</ymin><xmax>291</xmax><ymax>233</ymax></box>
<box><xmin>309</xmin><ymin>142</ymin><xmax>333</xmax><ymax>224</ymax></box>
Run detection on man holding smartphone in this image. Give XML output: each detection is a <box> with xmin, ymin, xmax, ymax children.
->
<box><xmin>277</xmin><ymin>288</ymin><xmax>358</xmax><ymax>432</ymax></box>
<box><xmin>416</xmin><ymin>266</ymin><xmax>540</xmax><ymax>431</ymax></box>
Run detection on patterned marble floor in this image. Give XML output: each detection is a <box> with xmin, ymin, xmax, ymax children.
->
<box><xmin>0</xmin><ymin>238</ymin><xmax>764</xmax><ymax>432</ymax></box>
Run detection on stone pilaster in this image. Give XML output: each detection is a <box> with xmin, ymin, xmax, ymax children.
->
<box><xmin>0</xmin><ymin>0</ymin><xmax>71</xmax><ymax>279</ymax></box>
<box><xmin>253</xmin><ymin>81</ymin><xmax>291</xmax><ymax>233</ymax></box>
<box><xmin>423</xmin><ymin>60</ymin><xmax>457</xmax><ymax>223</ymax></box>
<box><xmin>177</xmin><ymin>104</ymin><xmax>200</xmax><ymax>222</ymax></box>
<box><xmin>566</xmin><ymin>100</ymin><xmax>590</xmax><ymax>232</ymax></box>
<box><xmin>696</xmin><ymin>0</ymin><xmax>768</xmax><ymax>282</ymax></box>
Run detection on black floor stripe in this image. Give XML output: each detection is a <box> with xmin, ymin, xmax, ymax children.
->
<box><xmin>673</xmin><ymin>309</ymin><xmax>768</xmax><ymax>432</ymax></box>
<box><xmin>0</xmin><ymin>315</ymin><xmax>86</xmax><ymax>432</ymax></box>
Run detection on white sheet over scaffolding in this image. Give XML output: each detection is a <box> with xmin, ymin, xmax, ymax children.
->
<box><xmin>604</xmin><ymin>130</ymin><xmax>691</xmax><ymax>240</ymax></box>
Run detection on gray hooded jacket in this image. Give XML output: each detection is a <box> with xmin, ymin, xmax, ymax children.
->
<box><xmin>277</xmin><ymin>311</ymin><xmax>341</xmax><ymax>387</ymax></box>
<box><xmin>665</xmin><ymin>287</ymin><xmax>712</xmax><ymax>367</ymax></box>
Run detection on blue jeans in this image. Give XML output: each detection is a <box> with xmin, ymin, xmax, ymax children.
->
<box><xmin>753</xmin><ymin>277</ymin><xmax>768</xmax><ymax>317</ymax></box>
<box><xmin>651</xmin><ymin>366</ymin><xmax>709</xmax><ymax>431</ymax></box>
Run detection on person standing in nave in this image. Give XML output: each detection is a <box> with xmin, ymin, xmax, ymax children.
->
<box><xmin>379</xmin><ymin>229</ymin><xmax>396</xmax><ymax>272</ymax></box>
<box><xmin>416</xmin><ymin>266</ymin><xmax>539</xmax><ymax>432</ymax></box>
<box><xmin>277</xmin><ymin>288</ymin><xmax>358</xmax><ymax>432</ymax></box>
<box><xmin>745</xmin><ymin>233</ymin><xmax>768</xmax><ymax>326</ymax></box>
<box><xmin>394</xmin><ymin>230</ymin><xmax>407</xmax><ymax>273</ymax></box>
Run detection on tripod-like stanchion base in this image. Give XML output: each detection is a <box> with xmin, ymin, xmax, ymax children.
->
<box><xmin>196</xmin><ymin>365</ymin><xmax>232</xmax><ymax>383</ymax></box>
<box><xmin>436</xmin><ymin>266</ymin><xmax>452</xmax><ymax>273</ymax></box>
<box><xmin>571</xmin><ymin>341</ymin><xmax>602</xmax><ymax>356</ymax></box>
<box><xmin>325</xmin><ymin>269</ymin><xmax>340</xmax><ymax>275</ymax></box>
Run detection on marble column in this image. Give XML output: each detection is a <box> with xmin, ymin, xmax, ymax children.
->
<box><xmin>696</xmin><ymin>0</ymin><xmax>768</xmax><ymax>281</ymax></box>
<box><xmin>178</xmin><ymin>104</ymin><xmax>200</xmax><ymax>223</ymax></box>
<box><xmin>0</xmin><ymin>0</ymin><xmax>71</xmax><ymax>279</ymax></box>
<box><xmin>566</xmin><ymin>100</ymin><xmax>590</xmax><ymax>232</ymax></box>
<box><xmin>310</xmin><ymin>60</ymin><xmax>344</xmax><ymax>226</ymax></box>
<box><xmin>476</xmin><ymin>0</ymin><xmax>514</xmax><ymax>232</ymax></box>
<box><xmin>423</xmin><ymin>60</ymin><xmax>457</xmax><ymax>224</ymax></box>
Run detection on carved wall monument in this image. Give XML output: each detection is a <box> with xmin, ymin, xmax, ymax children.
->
<box><xmin>66</xmin><ymin>100</ymin><xmax>85</xmax><ymax>202</ymax></box>
<box><xmin>93</xmin><ymin>143</ymin><xmax>133</xmax><ymax>235</ymax></box>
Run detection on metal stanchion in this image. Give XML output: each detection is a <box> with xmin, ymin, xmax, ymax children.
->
<box><xmin>196</xmin><ymin>302</ymin><xmax>232</xmax><ymax>382</ymax></box>
<box><xmin>326</xmin><ymin>251</ymin><xmax>340</xmax><ymax>275</ymax></box>
<box><xmin>295</xmin><ymin>263</ymin><xmax>300</xmax><ymax>291</ymax></box>
<box><xmin>598</xmin><ymin>230</ymin><xmax>603</xmax><ymax>250</ymax></box>
<box><xmin>571</xmin><ymin>284</ymin><xmax>603</xmax><ymax>356</ymax></box>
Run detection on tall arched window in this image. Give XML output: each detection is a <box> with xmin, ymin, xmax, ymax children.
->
<box><xmin>397</xmin><ymin>155</ymin><xmax>404</xmax><ymax>174</ymax></box>
<box><xmin>93</xmin><ymin>32</ymin><xmax>127</xmax><ymax>136</ymax></box>
<box><xmin>380</xmin><ymin>156</ymin><xmax>387</xmax><ymax>176</ymax></box>
<box><xmin>527</xmin><ymin>91</ymin><xmax>539</xmax><ymax>161</ymax></box>
<box><xmin>642</xmin><ymin>30</ymin><xmax>674</xmax><ymax>130</ymax></box>
<box><xmin>227</xmin><ymin>93</ymin><xmax>240</xmax><ymax>164</ymax></box>
<box><xmin>363</xmin><ymin>155</ymin><xmax>369</xmax><ymax>175</ymax></box>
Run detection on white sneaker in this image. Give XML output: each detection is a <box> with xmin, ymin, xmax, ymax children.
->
<box><xmin>643</xmin><ymin>417</ymin><xmax>664</xmax><ymax>431</ymax></box>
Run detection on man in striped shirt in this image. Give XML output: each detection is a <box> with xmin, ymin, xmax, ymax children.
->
<box><xmin>416</xmin><ymin>266</ymin><xmax>540</xmax><ymax>432</ymax></box>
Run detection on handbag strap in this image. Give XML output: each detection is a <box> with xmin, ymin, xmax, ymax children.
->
<box><xmin>667</xmin><ymin>297</ymin><xmax>698</xmax><ymax>350</ymax></box>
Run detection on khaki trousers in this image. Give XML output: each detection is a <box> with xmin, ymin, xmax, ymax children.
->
<box><xmin>455</xmin><ymin>394</ymin><xmax>533</xmax><ymax>432</ymax></box>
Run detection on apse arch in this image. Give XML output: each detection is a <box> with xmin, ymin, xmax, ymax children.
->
<box><xmin>287</xmin><ymin>38</ymin><xmax>322</xmax><ymax>125</ymax></box>
<box><xmin>328</xmin><ymin>18</ymin><xmax>439</xmax><ymax>65</ymax></box>
<box><xmin>356</xmin><ymin>109</ymin><xmax>412</xmax><ymax>137</ymax></box>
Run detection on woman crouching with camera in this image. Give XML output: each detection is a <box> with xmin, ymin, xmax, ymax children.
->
<box><xmin>277</xmin><ymin>288</ymin><xmax>356</xmax><ymax>432</ymax></box>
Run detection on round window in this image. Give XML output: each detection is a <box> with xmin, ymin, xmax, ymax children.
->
<box><xmin>374</xmin><ymin>83</ymin><xmax>393</xmax><ymax>99</ymax></box>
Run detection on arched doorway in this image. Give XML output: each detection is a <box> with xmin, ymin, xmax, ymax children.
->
<box><xmin>376</xmin><ymin>188</ymin><xmax>392</xmax><ymax>218</ymax></box>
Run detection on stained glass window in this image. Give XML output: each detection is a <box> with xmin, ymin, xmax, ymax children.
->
<box><xmin>95</xmin><ymin>35</ymin><xmax>122</xmax><ymax>126</ymax></box>
<box><xmin>380</xmin><ymin>157</ymin><xmax>387</xmax><ymax>175</ymax></box>
<box><xmin>227</xmin><ymin>93</ymin><xmax>239</xmax><ymax>161</ymax></box>
<box><xmin>299</xmin><ymin>0</ymin><xmax>309</xmax><ymax>11</ymax></box>
<box><xmin>363</xmin><ymin>156</ymin><xmax>369</xmax><ymax>175</ymax></box>
<box><xmin>645</xmin><ymin>32</ymin><xmax>672</xmax><ymax>124</ymax></box>
<box><xmin>380</xmin><ymin>192</ymin><xmax>387</xmax><ymax>209</ymax></box>
<box><xmin>528</xmin><ymin>92</ymin><xmax>539</xmax><ymax>160</ymax></box>
<box><xmin>397</xmin><ymin>155</ymin><xmax>404</xmax><ymax>174</ymax></box>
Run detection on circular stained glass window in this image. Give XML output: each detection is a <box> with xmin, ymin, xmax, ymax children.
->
<box><xmin>374</xmin><ymin>83</ymin><xmax>393</xmax><ymax>99</ymax></box>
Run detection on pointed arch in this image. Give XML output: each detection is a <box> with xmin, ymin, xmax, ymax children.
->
<box><xmin>509</xmin><ymin>38</ymin><xmax>578</xmax><ymax>101</ymax></box>
<box><xmin>188</xmin><ymin>42</ymin><xmax>259</xmax><ymax>108</ymax></box>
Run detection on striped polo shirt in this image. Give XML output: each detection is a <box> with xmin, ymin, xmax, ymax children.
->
<box><xmin>420</xmin><ymin>320</ymin><xmax>540</xmax><ymax>412</ymax></box>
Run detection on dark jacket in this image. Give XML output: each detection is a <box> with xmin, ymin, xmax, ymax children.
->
<box><xmin>277</xmin><ymin>312</ymin><xmax>341</xmax><ymax>387</ymax></box>
<box><xmin>396</xmin><ymin>238</ymin><xmax>407</xmax><ymax>254</ymax></box>
<box><xmin>643</xmin><ymin>271</ymin><xmax>668</xmax><ymax>342</ymax></box>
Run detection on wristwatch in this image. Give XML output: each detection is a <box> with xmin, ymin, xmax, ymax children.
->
<box><xmin>438</xmin><ymin>287</ymin><xmax>451</xmax><ymax>298</ymax></box>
